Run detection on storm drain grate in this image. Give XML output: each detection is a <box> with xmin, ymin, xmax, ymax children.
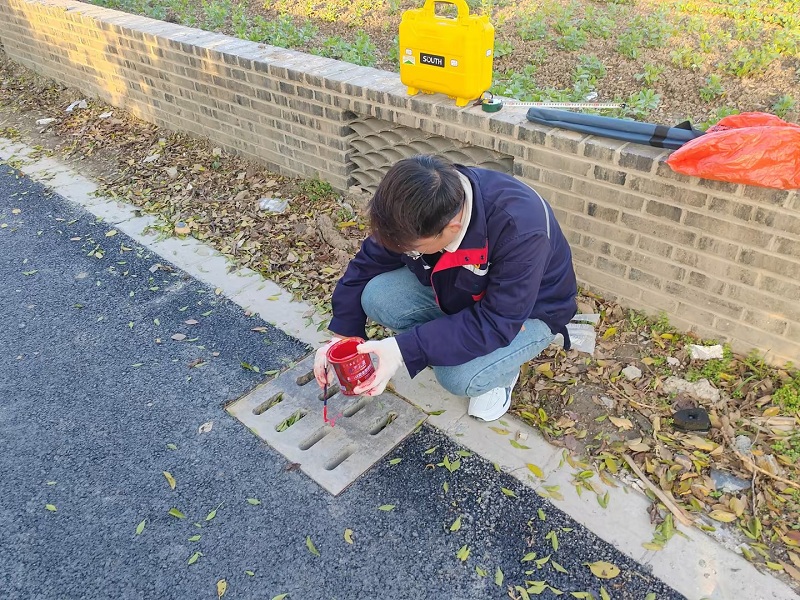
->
<box><xmin>226</xmin><ymin>355</ymin><xmax>424</xmax><ymax>495</ymax></box>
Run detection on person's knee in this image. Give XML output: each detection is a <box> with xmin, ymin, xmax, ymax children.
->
<box><xmin>361</xmin><ymin>277</ymin><xmax>383</xmax><ymax>322</ymax></box>
<box><xmin>434</xmin><ymin>368</ymin><xmax>470</xmax><ymax>397</ymax></box>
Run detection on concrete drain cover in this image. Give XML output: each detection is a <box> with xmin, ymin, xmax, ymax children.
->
<box><xmin>226</xmin><ymin>355</ymin><xmax>424</xmax><ymax>495</ymax></box>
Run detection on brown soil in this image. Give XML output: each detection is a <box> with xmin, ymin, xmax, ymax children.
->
<box><xmin>104</xmin><ymin>0</ymin><xmax>800</xmax><ymax>126</ymax></box>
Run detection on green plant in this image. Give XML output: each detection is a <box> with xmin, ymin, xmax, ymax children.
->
<box><xmin>686</xmin><ymin>344</ymin><xmax>734</xmax><ymax>384</ymax></box>
<box><xmin>634</xmin><ymin>64</ymin><xmax>663</xmax><ymax>86</ymax></box>
<box><xmin>632</xmin><ymin>11</ymin><xmax>674</xmax><ymax>48</ymax></box>
<box><xmin>721</xmin><ymin>47</ymin><xmax>779</xmax><ymax>77</ymax></box>
<box><xmin>247</xmin><ymin>14</ymin><xmax>317</xmax><ymax>48</ymax></box>
<box><xmin>494</xmin><ymin>40</ymin><xmax>514</xmax><ymax>58</ymax></box>
<box><xmin>772</xmin><ymin>435</ymin><xmax>800</xmax><ymax>462</ymax></box>
<box><xmin>316</xmin><ymin>31</ymin><xmax>377</xmax><ymax>67</ymax></box>
<box><xmin>616</xmin><ymin>29</ymin><xmax>644</xmax><ymax>59</ymax></box>
<box><xmin>699</xmin><ymin>105</ymin><xmax>740</xmax><ymax>130</ymax></box>
<box><xmin>625</xmin><ymin>89</ymin><xmax>661</xmax><ymax>119</ymax></box>
<box><xmin>771</xmin><ymin>94</ymin><xmax>796</xmax><ymax>118</ymax></box>
<box><xmin>299</xmin><ymin>178</ymin><xmax>335</xmax><ymax>202</ymax></box>
<box><xmin>555</xmin><ymin>25</ymin><xmax>587</xmax><ymax>51</ymax></box>
<box><xmin>581</xmin><ymin>6</ymin><xmax>615</xmax><ymax>39</ymax></box>
<box><xmin>574</xmin><ymin>54</ymin><xmax>607</xmax><ymax>86</ymax></box>
<box><xmin>517</xmin><ymin>14</ymin><xmax>549</xmax><ymax>41</ymax></box>
<box><xmin>733</xmin><ymin>20</ymin><xmax>763</xmax><ymax>42</ymax></box>
<box><xmin>202</xmin><ymin>0</ymin><xmax>229</xmax><ymax>31</ymax></box>
<box><xmin>671</xmin><ymin>46</ymin><xmax>702</xmax><ymax>69</ymax></box>
<box><xmin>773</xmin><ymin>370</ymin><xmax>800</xmax><ymax>414</ymax></box>
<box><xmin>699</xmin><ymin>74</ymin><xmax>725</xmax><ymax>101</ymax></box>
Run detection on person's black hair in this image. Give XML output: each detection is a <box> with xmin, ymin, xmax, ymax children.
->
<box><xmin>368</xmin><ymin>154</ymin><xmax>464</xmax><ymax>252</ymax></box>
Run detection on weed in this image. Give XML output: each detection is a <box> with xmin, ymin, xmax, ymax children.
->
<box><xmin>517</xmin><ymin>14</ymin><xmax>549</xmax><ymax>42</ymax></box>
<box><xmin>699</xmin><ymin>75</ymin><xmax>725</xmax><ymax>102</ymax></box>
<box><xmin>494</xmin><ymin>40</ymin><xmax>515</xmax><ymax>58</ymax></box>
<box><xmin>634</xmin><ymin>64</ymin><xmax>664</xmax><ymax>86</ymax></box>
<box><xmin>686</xmin><ymin>344</ymin><xmax>734</xmax><ymax>384</ymax></box>
<box><xmin>771</xmin><ymin>434</ymin><xmax>800</xmax><ymax>462</ymax></box>
<box><xmin>625</xmin><ymin>89</ymin><xmax>661</xmax><ymax>119</ymax></box>
<box><xmin>387</xmin><ymin>0</ymin><xmax>402</xmax><ymax>13</ymax></box>
<box><xmin>387</xmin><ymin>35</ymin><xmax>399</xmax><ymax>66</ymax></box>
<box><xmin>699</xmin><ymin>105</ymin><xmax>740</xmax><ymax>130</ymax></box>
<box><xmin>632</xmin><ymin>11</ymin><xmax>674</xmax><ymax>48</ymax></box>
<box><xmin>316</xmin><ymin>31</ymin><xmax>377</xmax><ymax>67</ymax></box>
<box><xmin>202</xmin><ymin>0</ymin><xmax>229</xmax><ymax>31</ymax></box>
<box><xmin>773</xmin><ymin>370</ymin><xmax>800</xmax><ymax>414</ymax></box>
<box><xmin>616</xmin><ymin>29</ymin><xmax>644</xmax><ymax>59</ymax></box>
<box><xmin>720</xmin><ymin>47</ymin><xmax>778</xmax><ymax>77</ymax></box>
<box><xmin>771</xmin><ymin>94</ymin><xmax>796</xmax><ymax>118</ymax></box>
<box><xmin>246</xmin><ymin>14</ymin><xmax>317</xmax><ymax>48</ymax></box>
<box><xmin>733</xmin><ymin>20</ymin><xmax>763</xmax><ymax>43</ymax></box>
<box><xmin>555</xmin><ymin>26</ymin><xmax>587</xmax><ymax>52</ymax></box>
<box><xmin>652</xmin><ymin>311</ymin><xmax>675</xmax><ymax>335</ymax></box>
<box><xmin>299</xmin><ymin>178</ymin><xmax>335</xmax><ymax>202</ymax></box>
<box><xmin>581</xmin><ymin>6</ymin><xmax>615</xmax><ymax>39</ymax></box>
<box><xmin>574</xmin><ymin>54</ymin><xmax>607</xmax><ymax>86</ymax></box>
<box><xmin>671</xmin><ymin>46</ymin><xmax>703</xmax><ymax>70</ymax></box>
<box><xmin>625</xmin><ymin>309</ymin><xmax>649</xmax><ymax>331</ymax></box>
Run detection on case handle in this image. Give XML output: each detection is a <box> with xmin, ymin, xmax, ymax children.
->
<box><xmin>422</xmin><ymin>0</ymin><xmax>471</xmax><ymax>22</ymax></box>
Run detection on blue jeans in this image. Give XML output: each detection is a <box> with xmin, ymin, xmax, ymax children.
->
<box><xmin>361</xmin><ymin>267</ymin><xmax>555</xmax><ymax>397</ymax></box>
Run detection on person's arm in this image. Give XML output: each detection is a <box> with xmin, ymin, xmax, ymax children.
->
<box><xmin>328</xmin><ymin>236</ymin><xmax>405</xmax><ymax>339</ymax></box>
<box><xmin>396</xmin><ymin>230</ymin><xmax>551</xmax><ymax>378</ymax></box>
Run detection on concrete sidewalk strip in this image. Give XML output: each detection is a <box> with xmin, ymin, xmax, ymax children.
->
<box><xmin>227</xmin><ymin>356</ymin><xmax>423</xmax><ymax>496</ymax></box>
<box><xmin>3</xmin><ymin>140</ymin><xmax>797</xmax><ymax>600</ymax></box>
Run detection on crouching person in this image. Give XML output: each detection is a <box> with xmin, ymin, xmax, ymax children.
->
<box><xmin>313</xmin><ymin>154</ymin><xmax>578</xmax><ymax>422</ymax></box>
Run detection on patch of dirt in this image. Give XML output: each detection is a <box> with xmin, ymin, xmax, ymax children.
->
<box><xmin>1</xmin><ymin>49</ymin><xmax>799</xmax><ymax>592</ymax></box>
<box><xmin>78</xmin><ymin>0</ymin><xmax>800</xmax><ymax>126</ymax></box>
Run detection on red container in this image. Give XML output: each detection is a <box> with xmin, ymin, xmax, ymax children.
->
<box><xmin>326</xmin><ymin>337</ymin><xmax>375</xmax><ymax>396</ymax></box>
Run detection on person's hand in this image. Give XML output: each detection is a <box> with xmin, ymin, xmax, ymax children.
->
<box><xmin>314</xmin><ymin>337</ymin><xmax>342</xmax><ymax>388</ymax></box>
<box><xmin>353</xmin><ymin>337</ymin><xmax>403</xmax><ymax>397</ymax></box>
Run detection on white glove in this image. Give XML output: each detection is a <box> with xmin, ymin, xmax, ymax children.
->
<box><xmin>353</xmin><ymin>337</ymin><xmax>403</xmax><ymax>397</ymax></box>
<box><xmin>314</xmin><ymin>337</ymin><xmax>342</xmax><ymax>388</ymax></box>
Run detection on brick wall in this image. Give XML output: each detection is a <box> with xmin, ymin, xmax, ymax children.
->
<box><xmin>2</xmin><ymin>0</ymin><xmax>800</xmax><ymax>365</ymax></box>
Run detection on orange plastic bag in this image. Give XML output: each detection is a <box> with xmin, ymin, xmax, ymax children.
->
<box><xmin>666</xmin><ymin>112</ymin><xmax>800</xmax><ymax>190</ymax></box>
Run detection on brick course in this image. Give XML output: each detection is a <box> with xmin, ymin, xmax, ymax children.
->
<box><xmin>1</xmin><ymin>0</ymin><xmax>799</xmax><ymax>365</ymax></box>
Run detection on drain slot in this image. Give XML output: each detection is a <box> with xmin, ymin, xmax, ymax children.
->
<box><xmin>299</xmin><ymin>427</ymin><xmax>329</xmax><ymax>451</ymax></box>
<box><xmin>370</xmin><ymin>412</ymin><xmax>398</xmax><ymax>435</ymax></box>
<box><xmin>343</xmin><ymin>398</ymin><xmax>368</xmax><ymax>417</ymax></box>
<box><xmin>324</xmin><ymin>446</ymin><xmax>355</xmax><ymax>471</ymax></box>
<box><xmin>319</xmin><ymin>384</ymin><xmax>340</xmax><ymax>401</ymax></box>
<box><xmin>296</xmin><ymin>371</ymin><xmax>315</xmax><ymax>386</ymax></box>
<box><xmin>254</xmin><ymin>392</ymin><xmax>283</xmax><ymax>415</ymax></box>
<box><xmin>275</xmin><ymin>409</ymin><xmax>306</xmax><ymax>432</ymax></box>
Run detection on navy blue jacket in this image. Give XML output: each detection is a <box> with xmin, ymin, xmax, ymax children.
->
<box><xmin>329</xmin><ymin>166</ymin><xmax>578</xmax><ymax>378</ymax></box>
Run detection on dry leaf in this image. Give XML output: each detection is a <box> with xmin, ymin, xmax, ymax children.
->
<box><xmin>708</xmin><ymin>510</ymin><xmax>737</xmax><ymax>523</ymax></box>
<box><xmin>163</xmin><ymin>471</ymin><xmax>176</xmax><ymax>490</ymax></box>
<box><xmin>344</xmin><ymin>528</ymin><xmax>354</xmax><ymax>544</ymax></box>
<box><xmin>217</xmin><ymin>579</ymin><xmax>227</xmax><ymax>598</ymax></box>
<box><xmin>586</xmin><ymin>560</ymin><xmax>620</xmax><ymax>579</ymax></box>
<box><xmin>608</xmin><ymin>416</ymin><xmax>633</xmax><ymax>431</ymax></box>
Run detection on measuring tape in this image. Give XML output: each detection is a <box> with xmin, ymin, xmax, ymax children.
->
<box><xmin>476</xmin><ymin>93</ymin><xmax>625</xmax><ymax>113</ymax></box>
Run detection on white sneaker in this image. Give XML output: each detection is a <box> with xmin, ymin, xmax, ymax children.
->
<box><xmin>467</xmin><ymin>372</ymin><xmax>520</xmax><ymax>422</ymax></box>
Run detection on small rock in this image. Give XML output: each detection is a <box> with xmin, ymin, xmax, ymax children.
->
<box><xmin>690</xmin><ymin>344</ymin><xmax>724</xmax><ymax>360</ymax></box>
<box><xmin>710</xmin><ymin>468</ymin><xmax>751</xmax><ymax>493</ymax></box>
<box><xmin>663</xmin><ymin>376</ymin><xmax>721</xmax><ymax>403</ymax></box>
<box><xmin>672</xmin><ymin>407</ymin><xmax>711</xmax><ymax>432</ymax></box>
<box><xmin>667</xmin><ymin>356</ymin><xmax>681</xmax><ymax>367</ymax></box>
<box><xmin>515</xmin><ymin>430</ymin><xmax>529</xmax><ymax>442</ymax></box>
<box><xmin>734</xmin><ymin>435</ymin><xmax>753</xmax><ymax>456</ymax></box>
<box><xmin>164</xmin><ymin>166</ymin><xmax>178</xmax><ymax>179</ymax></box>
<box><xmin>598</xmin><ymin>395</ymin><xmax>615</xmax><ymax>409</ymax></box>
<box><xmin>143</xmin><ymin>153</ymin><xmax>161</xmax><ymax>164</ymax></box>
<box><xmin>622</xmin><ymin>365</ymin><xmax>642</xmax><ymax>380</ymax></box>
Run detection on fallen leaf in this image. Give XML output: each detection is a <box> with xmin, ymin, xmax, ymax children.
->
<box><xmin>245</xmin><ymin>570</ymin><xmax>255</xmax><ymax>576</ymax></box>
<box><xmin>608</xmin><ymin>416</ymin><xmax>633</xmax><ymax>431</ymax></box>
<box><xmin>135</xmin><ymin>519</ymin><xmax>146</xmax><ymax>535</ymax></box>
<box><xmin>489</xmin><ymin>427</ymin><xmax>511</xmax><ymax>435</ymax></box>
<box><xmin>522</xmin><ymin>552</ymin><xmax>537</xmax><ymax>562</ymax></box>
<box><xmin>378</xmin><ymin>504</ymin><xmax>395</xmax><ymax>511</ymax></box>
<box><xmin>45</xmin><ymin>504</ymin><xmax>57</xmax><ymax>512</ymax></box>
<box><xmin>527</xmin><ymin>463</ymin><xmax>544</xmax><ymax>478</ymax></box>
<box><xmin>388</xmin><ymin>458</ymin><xmax>402</xmax><ymax>465</ymax></box>
<box><xmin>217</xmin><ymin>579</ymin><xmax>227</xmax><ymax>598</ymax></box>
<box><xmin>552</xmin><ymin>560</ymin><xmax>568</xmax><ymax>573</ymax></box>
<box><xmin>271</xmin><ymin>595</ymin><xmax>288</xmax><ymax>600</ymax></box>
<box><xmin>188</xmin><ymin>535</ymin><xmax>201</xmax><ymax>542</ymax></box>
<box><xmin>306</xmin><ymin>536</ymin><xmax>320</xmax><ymax>557</ymax></box>
<box><xmin>168</xmin><ymin>508</ymin><xmax>186</xmax><ymax>519</ymax></box>
<box><xmin>602</xmin><ymin>326</ymin><xmax>617</xmax><ymax>339</ymax></box>
<box><xmin>188</xmin><ymin>551</ymin><xmax>202</xmax><ymax>565</ymax></box>
<box><xmin>344</xmin><ymin>529</ymin><xmax>354</xmax><ymax>544</ymax></box>
<box><xmin>171</xmin><ymin>333</ymin><xmax>186</xmax><ymax>341</ymax></box>
<box><xmin>163</xmin><ymin>471</ymin><xmax>176</xmax><ymax>490</ymax></box>
<box><xmin>501</xmin><ymin>487</ymin><xmax>517</xmax><ymax>498</ymax></box>
<box><xmin>185</xmin><ymin>319</ymin><xmax>199</xmax><ymax>325</ymax></box>
<box><xmin>205</xmin><ymin>504</ymin><xmax>221</xmax><ymax>521</ymax></box>
<box><xmin>494</xmin><ymin>567</ymin><xmax>504</xmax><ymax>586</ymax></box>
<box><xmin>105</xmin><ymin>229</ymin><xmax>117</xmax><ymax>237</ymax></box>
<box><xmin>456</xmin><ymin>545</ymin><xmax>471</xmax><ymax>561</ymax></box>
<box><xmin>247</xmin><ymin>498</ymin><xmax>261</xmax><ymax>505</ymax></box>
<box><xmin>510</xmin><ymin>439</ymin><xmax>530</xmax><ymax>450</ymax></box>
<box><xmin>450</xmin><ymin>516</ymin><xmax>462</xmax><ymax>532</ymax></box>
<box><xmin>708</xmin><ymin>510</ymin><xmax>737</xmax><ymax>523</ymax></box>
<box><xmin>586</xmin><ymin>560</ymin><xmax>620</xmax><ymax>579</ymax></box>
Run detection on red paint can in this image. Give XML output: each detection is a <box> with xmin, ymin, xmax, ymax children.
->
<box><xmin>326</xmin><ymin>337</ymin><xmax>375</xmax><ymax>396</ymax></box>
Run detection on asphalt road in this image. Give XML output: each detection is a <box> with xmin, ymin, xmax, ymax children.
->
<box><xmin>0</xmin><ymin>163</ymin><xmax>685</xmax><ymax>600</ymax></box>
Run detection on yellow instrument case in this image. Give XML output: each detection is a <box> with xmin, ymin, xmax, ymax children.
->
<box><xmin>399</xmin><ymin>0</ymin><xmax>494</xmax><ymax>107</ymax></box>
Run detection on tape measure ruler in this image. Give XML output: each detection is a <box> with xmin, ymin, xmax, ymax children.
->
<box><xmin>475</xmin><ymin>93</ymin><xmax>625</xmax><ymax>113</ymax></box>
